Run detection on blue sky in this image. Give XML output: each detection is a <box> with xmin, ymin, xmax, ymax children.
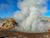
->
<box><xmin>43</xmin><ymin>0</ymin><xmax>50</xmax><ymax>17</ymax></box>
<box><xmin>0</xmin><ymin>0</ymin><xmax>50</xmax><ymax>18</ymax></box>
<box><xmin>0</xmin><ymin>0</ymin><xmax>21</xmax><ymax>18</ymax></box>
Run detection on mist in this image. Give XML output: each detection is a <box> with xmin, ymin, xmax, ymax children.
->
<box><xmin>13</xmin><ymin>0</ymin><xmax>48</xmax><ymax>33</ymax></box>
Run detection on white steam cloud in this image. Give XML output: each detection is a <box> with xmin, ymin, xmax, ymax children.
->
<box><xmin>13</xmin><ymin>0</ymin><xmax>48</xmax><ymax>33</ymax></box>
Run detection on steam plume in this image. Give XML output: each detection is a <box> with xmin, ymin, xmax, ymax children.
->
<box><xmin>13</xmin><ymin>0</ymin><xmax>48</xmax><ymax>33</ymax></box>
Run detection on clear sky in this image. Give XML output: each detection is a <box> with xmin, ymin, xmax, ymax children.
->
<box><xmin>43</xmin><ymin>0</ymin><xmax>50</xmax><ymax>18</ymax></box>
<box><xmin>0</xmin><ymin>0</ymin><xmax>21</xmax><ymax>18</ymax></box>
<box><xmin>0</xmin><ymin>0</ymin><xmax>50</xmax><ymax>18</ymax></box>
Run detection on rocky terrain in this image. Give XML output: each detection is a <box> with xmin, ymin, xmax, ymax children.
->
<box><xmin>0</xmin><ymin>17</ymin><xmax>49</xmax><ymax>38</ymax></box>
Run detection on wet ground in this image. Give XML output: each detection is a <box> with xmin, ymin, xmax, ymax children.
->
<box><xmin>0</xmin><ymin>31</ymin><xmax>48</xmax><ymax>38</ymax></box>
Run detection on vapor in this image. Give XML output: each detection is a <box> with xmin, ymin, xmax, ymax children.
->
<box><xmin>13</xmin><ymin>0</ymin><xmax>48</xmax><ymax>33</ymax></box>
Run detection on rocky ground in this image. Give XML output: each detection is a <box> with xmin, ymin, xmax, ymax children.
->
<box><xmin>0</xmin><ymin>17</ymin><xmax>49</xmax><ymax>38</ymax></box>
<box><xmin>0</xmin><ymin>32</ymin><xmax>48</xmax><ymax>38</ymax></box>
